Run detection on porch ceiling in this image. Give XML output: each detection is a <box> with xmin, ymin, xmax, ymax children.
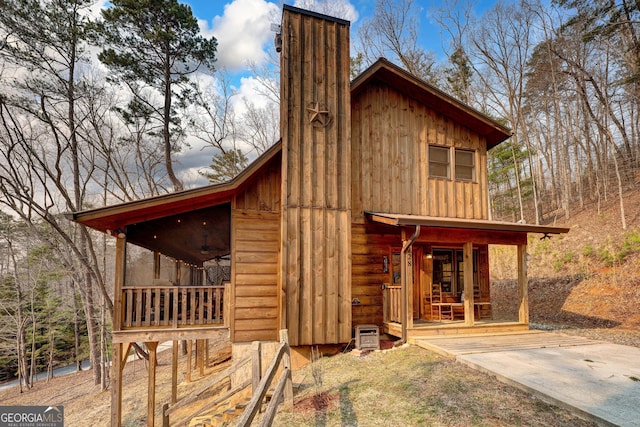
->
<box><xmin>365</xmin><ymin>212</ymin><xmax>570</xmax><ymax>235</ymax></box>
<box><xmin>126</xmin><ymin>203</ymin><xmax>231</xmax><ymax>265</ymax></box>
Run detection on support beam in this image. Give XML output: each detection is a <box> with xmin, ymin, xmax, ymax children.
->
<box><xmin>111</xmin><ymin>343</ymin><xmax>123</xmax><ymax>427</ymax></box>
<box><xmin>187</xmin><ymin>340</ymin><xmax>193</xmax><ymax>382</ymax></box>
<box><xmin>111</xmin><ymin>235</ymin><xmax>126</xmax><ymax>427</ymax></box>
<box><xmin>171</xmin><ymin>341</ymin><xmax>178</xmax><ymax>403</ymax></box>
<box><xmin>196</xmin><ymin>339</ymin><xmax>205</xmax><ymax>376</ymax></box>
<box><xmin>147</xmin><ymin>341</ymin><xmax>159</xmax><ymax>427</ymax></box>
<box><xmin>518</xmin><ymin>244</ymin><xmax>529</xmax><ymax>324</ymax></box>
<box><xmin>463</xmin><ymin>242</ymin><xmax>474</xmax><ymax>326</ymax></box>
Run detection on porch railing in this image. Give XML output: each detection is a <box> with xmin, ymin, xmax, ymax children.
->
<box><xmin>382</xmin><ymin>284</ymin><xmax>402</xmax><ymax>324</ymax></box>
<box><xmin>121</xmin><ymin>284</ymin><xmax>227</xmax><ymax>328</ymax></box>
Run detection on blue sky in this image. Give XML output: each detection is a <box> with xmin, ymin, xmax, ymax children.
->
<box><xmin>185</xmin><ymin>0</ymin><xmax>497</xmax><ymax>76</ymax></box>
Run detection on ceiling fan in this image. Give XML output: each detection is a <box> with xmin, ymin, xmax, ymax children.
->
<box><xmin>200</xmin><ymin>235</ymin><xmax>211</xmax><ymax>255</ymax></box>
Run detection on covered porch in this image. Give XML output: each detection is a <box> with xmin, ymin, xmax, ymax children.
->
<box><xmin>71</xmin><ymin>193</ymin><xmax>238</xmax><ymax>427</ymax></box>
<box><xmin>366</xmin><ymin>212</ymin><xmax>570</xmax><ymax>342</ymax></box>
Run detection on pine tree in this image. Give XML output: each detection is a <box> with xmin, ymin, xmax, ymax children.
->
<box><xmin>93</xmin><ymin>0</ymin><xmax>218</xmax><ymax>191</ymax></box>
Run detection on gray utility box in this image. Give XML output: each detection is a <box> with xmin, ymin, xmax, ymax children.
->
<box><xmin>355</xmin><ymin>324</ymin><xmax>380</xmax><ymax>351</ymax></box>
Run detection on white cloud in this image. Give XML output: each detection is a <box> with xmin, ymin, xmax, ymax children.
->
<box><xmin>293</xmin><ymin>0</ymin><xmax>359</xmax><ymax>22</ymax></box>
<box><xmin>232</xmin><ymin>76</ymin><xmax>274</xmax><ymax>113</ymax></box>
<box><xmin>200</xmin><ymin>0</ymin><xmax>280</xmax><ymax>71</ymax></box>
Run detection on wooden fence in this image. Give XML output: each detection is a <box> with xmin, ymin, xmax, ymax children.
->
<box><xmin>237</xmin><ymin>329</ymin><xmax>293</xmax><ymax>426</ymax></box>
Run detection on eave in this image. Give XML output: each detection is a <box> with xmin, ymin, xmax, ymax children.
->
<box><xmin>366</xmin><ymin>211</ymin><xmax>570</xmax><ymax>235</ymax></box>
<box><xmin>68</xmin><ymin>141</ymin><xmax>282</xmax><ymax>234</ymax></box>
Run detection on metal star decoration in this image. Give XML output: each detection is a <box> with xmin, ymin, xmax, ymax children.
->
<box><xmin>306</xmin><ymin>102</ymin><xmax>330</xmax><ymax>127</ymax></box>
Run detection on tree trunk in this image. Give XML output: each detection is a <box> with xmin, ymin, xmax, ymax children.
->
<box><xmin>73</xmin><ymin>281</ymin><xmax>82</xmax><ymax>372</ymax></box>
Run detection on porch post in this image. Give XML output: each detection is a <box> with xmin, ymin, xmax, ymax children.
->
<box><xmin>401</xmin><ymin>226</ymin><xmax>420</xmax><ymax>343</ymax></box>
<box><xmin>517</xmin><ymin>244</ymin><xmax>529</xmax><ymax>324</ymax></box>
<box><xmin>462</xmin><ymin>242</ymin><xmax>474</xmax><ymax>326</ymax></box>
<box><xmin>147</xmin><ymin>341</ymin><xmax>159</xmax><ymax>427</ymax></box>
<box><xmin>153</xmin><ymin>251</ymin><xmax>161</xmax><ymax>280</ymax></box>
<box><xmin>111</xmin><ymin>235</ymin><xmax>126</xmax><ymax>427</ymax></box>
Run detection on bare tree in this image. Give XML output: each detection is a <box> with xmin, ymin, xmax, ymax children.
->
<box><xmin>0</xmin><ymin>0</ymin><xmax>113</xmax><ymax>386</ymax></box>
<box><xmin>468</xmin><ymin>1</ymin><xmax>540</xmax><ymax>223</ymax></box>
<box><xmin>356</xmin><ymin>0</ymin><xmax>438</xmax><ymax>82</ymax></box>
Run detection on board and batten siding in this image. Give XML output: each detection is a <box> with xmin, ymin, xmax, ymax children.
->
<box><xmin>351</xmin><ymin>81</ymin><xmax>489</xmax><ymax>221</ymax></box>
<box><xmin>280</xmin><ymin>6</ymin><xmax>352</xmax><ymax>346</ymax></box>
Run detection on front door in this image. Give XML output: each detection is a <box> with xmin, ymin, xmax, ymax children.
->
<box><xmin>419</xmin><ymin>250</ymin><xmax>433</xmax><ymax>320</ymax></box>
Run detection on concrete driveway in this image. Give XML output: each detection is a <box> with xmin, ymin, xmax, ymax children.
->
<box><xmin>414</xmin><ymin>331</ymin><xmax>640</xmax><ymax>427</ymax></box>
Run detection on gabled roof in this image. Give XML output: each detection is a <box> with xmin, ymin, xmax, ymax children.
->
<box><xmin>352</xmin><ymin>58</ymin><xmax>512</xmax><ymax>149</ymax></box>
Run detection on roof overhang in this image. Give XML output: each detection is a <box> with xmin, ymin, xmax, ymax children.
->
<box><xmin>67</xmin><ymin>142</ymin><xmax>282</xmax><ymax>264</ymax></box>
<box><xmin>366</xmin><ymin>212</ymin><xmax>570</xmax><ymax>236</ymax></box>
<box><xmin>68</xmin><ymin>141</ymin><xmax>282</xmax><ymax>233</ymax></box>
<box><xmin>351</xmin><ymin>58</ymin><xmax>512</xmax><ymax>149</ymax></box>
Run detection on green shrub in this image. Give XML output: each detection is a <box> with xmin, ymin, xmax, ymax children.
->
<box><xmin>582</xmin><ymin>244</ymin><xmax>595</xmax><ymax>258</ymax></box>
<box><xmin>598</xmin><ymin>247</ymin><xmax>614</xmax><ymax>267</ymax></box>
<box><xmin>553</xmin><ymin>250</ymin><xmax>574</xmax><ymax>272</ymax></box>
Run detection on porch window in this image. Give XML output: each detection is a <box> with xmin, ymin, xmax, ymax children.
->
<box><xmin>455</xmin><ymin>149</ymin><xmax>475</xmax><ymax>181</ymax></box>
<box><xmin>432</xmin><ymin>248</ymin><xmax>478</xmax><ymax>295</ymax></box>
<box><xmin>391</xmin><ymin>252</ymin><xmax>401</xmax><ymax>284</ymax></box>
<box><xmin>429</xmin><ymin>145</ymin><xmax>450</xmax><ymax>179</ymax></box>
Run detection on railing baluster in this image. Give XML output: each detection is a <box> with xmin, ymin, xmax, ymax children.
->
<box><xmin>197</xmin><ymin>288</ymin><xmax>204</xmax><ymax>325</ymax></box>
<box><xmin>214</xmin><ymin>287</ymin><xmax>221</xmax><ymax>324</ymax></box>
<box><xmin>162</xmin><ymin>289</ymin><xmax>170</xmax><ymax>326</ymax></box>
<box><xmin>120</xmin><ymin>285</ymin><xmax>226</xmax><ymax>329</ymax></box>
<box><xmin>126</xmin><ymin>289</ymin><xmax>132</xmax><ymax>327</ymax></box>
<box><xmin>144</xmin><ymin>288</ymin><xmax>152</xmax><ymax>326</ymax></box>
<box><xmin>172</xmin><ymin>287</ymin><xmax>179</xmax><ymax>328</ymax></box>
<box><xmin>134</xmin><ymin>288</ymin><xmax>143</xmax><ymax>327</ymax></box>
<box><xmin>153</xmin><ymin>287</ymin><xmax>161</xmax><ymax>326</ymax></box>
<box><xmin>181</xmin><ymin>289</ymin><xmax>187</xmax><ymax>327</ymax></box>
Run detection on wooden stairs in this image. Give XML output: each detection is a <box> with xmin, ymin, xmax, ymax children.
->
<box><xmin>188</xmin><ymin>398</ymin><xmax>250</xmax><ymax>426</ymax></box>
<box><xmin>165</xmin><ymin>332</ymin><xmax>293</xmax><ymax>426</ymax></box>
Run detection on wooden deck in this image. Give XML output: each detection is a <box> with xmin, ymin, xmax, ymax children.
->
<box><xmin>384</xmin><ymin>320</ymin><xmax>531</xmax><ymax>340</ymax></box>
<box><xmin>112</xmin><ymin>326</ymin><xmax>229</xmax><ymax>344</ymax></box>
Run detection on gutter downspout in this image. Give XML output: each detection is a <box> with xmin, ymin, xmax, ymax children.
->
<box><xmin>401</xmin><ymin>225</ymin><xmax>421</xmax><ymax>344</ymax></box>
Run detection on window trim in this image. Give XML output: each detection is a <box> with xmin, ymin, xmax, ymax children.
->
<box><xmin>428</xmin><ymin>145</ymin><xmax>477</xmax><ymax>182</ymax></box>
<box><xmin>454</xmin><ymin>148</ymin><xmax>476</xmax><ymax>182</ymax></box>
<box><xmin>428</xmin><ymin>145</ymin><xmax>450</xmax><ymax>179</ymax></box>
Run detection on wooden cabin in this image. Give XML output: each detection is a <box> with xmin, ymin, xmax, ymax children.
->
<box><xmin>69</xmin><ymin>5</ymin><xmax>568</xmax><ymax>426</ymax></box>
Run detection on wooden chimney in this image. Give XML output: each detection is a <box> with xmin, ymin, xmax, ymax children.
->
<box><xmin>279</xmin><ymin>5</ymin><xmax>352</xmax><ymax>346</ymax></box>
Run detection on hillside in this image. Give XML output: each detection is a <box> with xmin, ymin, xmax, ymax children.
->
<box><xmin>493</xmin><ymin>188</ymin><xmax>640</xmax><ymax>347</ymax></box>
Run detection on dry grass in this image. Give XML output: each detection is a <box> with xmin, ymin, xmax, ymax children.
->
<box><xmin>270</xmin><ymin>345</ymin><xmax>597</xmax><ymax>427</ymax></box>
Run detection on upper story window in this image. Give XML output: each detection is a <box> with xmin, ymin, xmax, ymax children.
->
<box><xmin>429</xmin><ymin>145</ymin><xmax>477</xmax><ymax>182</ymax></box>
<box><xmin>428</xmin><ymin>146</ymin><xmax>450</xmax><ymax>179</ymax></box>
<box><xmin>455</xmin><ymin>149</ymin><xmax>476</xmax><ymax>181</ymax></box>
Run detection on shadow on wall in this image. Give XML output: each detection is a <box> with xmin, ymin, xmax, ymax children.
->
<box><xmin>491</xmin><ymin>275</ymin><xmax>621</xmax><ymax>329</ymax></box>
